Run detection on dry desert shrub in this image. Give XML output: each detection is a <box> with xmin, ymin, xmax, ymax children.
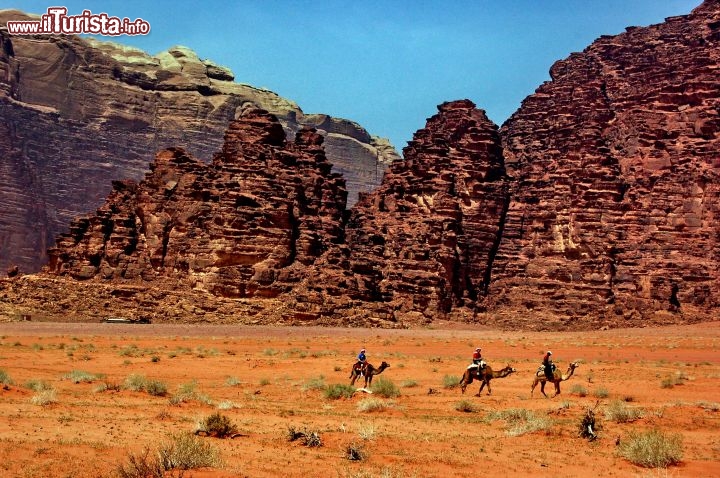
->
<box><xmin>170</xmin><ymin>381</ymin><xmax>212</xmax><ymax>405</ymax></box>
<box><xmin>604</xmin><ymin>399</ymin><xmax>644</xmax><ymax>423</ymax></box>
<box><xmin>570</xmin><ymin>384</ymin><xmax>588</xmax><ymax>397</ymax></box>
<box><xmin>0</xmin><ymin>369</ymin><xmax>14</xmax><ymax>388</ymax></box>
<box><xmin>30</xmin><ymin>388</ymin><xmax>58</xmax><ymax>406</ymax></box>
<box><xmin>442</xmin><ymin>374</ymin><xmax>461</xmax><ymax>389</ymax></box>
<box><xmin>485</xmin><ymin>408</ymin><xmax>553</xmax><ymax>436</ymax></box>
<box><xmin>24</xmin><ymin>379</ymin><xmax>52</xmax><ymax>391</ymax></box>
<box><xmin>158</xmin><ymin>433</ymin><xmax>221</xmax><ymax>470</ymax></box>
<box><xmin>617</xmin><ymin>429</ymin><xmax>683</xmax><ymax>468</ymax></box>
<box><xmin>63</xmin><ymin>370</ymin><xmax>104</xmax><ymax>383</ymax></box>
<box><xmin>455</xmin><ymin>399</ymin><xmax>478</xmax><ymax>413</ymax></box>
<box><xmin>324</xmin><ymin>383</ymin><xmax>355</xmax><ymax>399</ymax></box>
<box><xmin>302</xmin><ymin>375</ymin><xmax>327</xmax><ymax>391</ymax></box>
<box><xmin>116</xmin><ymin>433</ymin><xmax>220</xmax><ymax>478</ymax></box>
<box><xmin>370</xmin><ymin>377</ymin><xmax>400</xmax><ymax>398</ymax></box>
<box><xmin>195</xmin><ymin>412</ymin><xmax>238</xmax><ymax>438</ymax></box>
<box><xmin>345</xmin><ymin>441</ymin><xmax>368</xmax><ymax>461</ymax></box>
<box><xmin>123</xmin><ymin>374</ymin><xmax>168</xmax><ymax>396</ymax></box>
<box><xmin>115</xmin><ymin>448</ymin><xmax>165</xmax><ymax>478</ymax></box>
<box><xmin>357</xmin><ymin>398</ymin><xmax>392</xmax><ymax>413</ymax></box>
<box><xmin>286</xmin><ymin>426</ymin><xmax>323</xmax><ymax>447</ymax></box>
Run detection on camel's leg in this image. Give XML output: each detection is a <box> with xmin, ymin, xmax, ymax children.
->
<box><xmin>350</xmin><ymin>372</ymin><xmax>358</xmax><ymax>386</ymax></box>
<box><xmin>461</xmin><ymin>373</ymin><xmax>472</xmax><ymax>394</ymax></box>
<box><xmin>553</xmin><ymin>382</ymin><xmax>561</xmax><ymax>398</ymax></box>
<box><xmin>486</xmin><ymin>379</ymin><xmax>492</xmax><ymax>395</ymax></box>
<box><xmin>540</xmin><ymin>381</ymin><xmax>548</xmax><ymax>398</ymax></box>
<box><xmin>476</xmin><ymin>380</ymin><xmax>485</xmax><ymax>397</ymax></box>
<box><xmin>530</xmin><ymin>378</ymin><xmax>539</xmax><ymax>397</ymax></box>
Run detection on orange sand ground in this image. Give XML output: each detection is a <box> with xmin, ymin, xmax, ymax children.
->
<box><xmin>0</xmin><ymin>321</ymin><xmax>719</xmax><ymax>477</ymax></box>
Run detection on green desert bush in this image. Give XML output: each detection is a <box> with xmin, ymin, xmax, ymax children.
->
<box><xmin>370</xmin><ymin>376</ymin><xmax>400</xmax><ymax>398</ymax></box>
<box><xmin>324</xmin><ymin>383</ymin><xmax>356</xmax><ymax>400</ymax></box>
<box><xmin>618</xmin><ymin>429</ymin><xmax>683</xmax><ymax>468</ymax></box>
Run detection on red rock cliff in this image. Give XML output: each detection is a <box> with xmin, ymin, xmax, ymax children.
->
<box><xmin>491</xmin><ymin>0</ymin><xmax>720</xmax><ymax>327</ymax></box>
<box><xmin>45</xmin><ymin>108</ymin><xmax>347</xmax><ymax>299</ymax></box>
<box><xmin>0</xmin><ymin>9</ymin><xmax>397</xmax><ymax>274</ymax></box>
<box><xmin>290</xmin><ymin>100</ymin><xmax>509</xmax><ymax>325</ymax></box>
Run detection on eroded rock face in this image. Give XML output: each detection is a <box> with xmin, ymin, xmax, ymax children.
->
<box><xmin>2</xmin><ymin>2</ymin><xmax>719</xmax><ymax>330</ymax></box>
<box><xmin>0</xmin><ymin>9</ymin><xmax>397</xmax><ymax>274</ymax></box>
<box><xmin>491</xmin><ymin>0</ymin><xmax>720</xmax><ymax>327</ymax></box>
<box><xmin>290</xmin><ymin>100</ymin><xmax>509</xmax><ymax>325</ymax></box>
<box><xmin>45</xmin><ymin>108</ymin><xmax>347</xmax><ymax>299</ymax></box>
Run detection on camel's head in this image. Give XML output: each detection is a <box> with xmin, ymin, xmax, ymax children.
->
<box><xmin>569</xmin><ymin>361</ymin><xmax>580</xmax><ymax>370</ymax></box>
<box><xmin>503</xmin><ymin>364</ymin><xmax>517</xmax><ymax>374</ymax></box>
<box><xmin>379</xmin><ymin>361</ymin><xmax>390</xmax><ymax>369</ymax></box>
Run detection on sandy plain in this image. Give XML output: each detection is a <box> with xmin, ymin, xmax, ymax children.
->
<box><xmin>0</xmin><ymin>320</ymin><xmax>719</xmax><ymax>477</ymax></box>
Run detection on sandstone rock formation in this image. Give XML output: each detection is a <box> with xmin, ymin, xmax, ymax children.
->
<box><xmin>45</xmin><ymin>108</ymin><xmax>347</xmax><ymax>300</ymax></box>
<box><xmin>490</xmin><ymin>0</ymin><xmax>720</xmax><ymax>327</ymax></box>
<box><xmin>290</xmin><ymin>100</ymin><xmax>509</xmax><ymax>325</ymax></box>
<box><xmin>0</xmin><ymin>9</ymin><xmax>398</xmax><ymax>274</ymax></box>
<box><xmin>2</xmin><ymin>2</ymin><xmax>719</xmax><ymax>330</ymax></box>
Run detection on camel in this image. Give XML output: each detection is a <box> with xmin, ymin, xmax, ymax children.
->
<box><xmin>349</xmin><ymin>361</ymin><xmax>390</xmax><ymax>388</ymax></box>
<box><xmin>531</xmin><ymin>361</ymin><xmax>580</xmax><ymax>398</ymax></box>
<box><xmin>459</xmin><ymin>364</ymin><xmax>516</xmax><ymax>396</ymax></box>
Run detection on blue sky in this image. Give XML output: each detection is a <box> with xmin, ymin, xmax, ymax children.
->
<box><xmin>12</xmin><ymin>0</ymin><xmax>702</xmax><ymax>152</ymax></box>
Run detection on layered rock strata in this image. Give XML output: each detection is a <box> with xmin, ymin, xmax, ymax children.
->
<box><xmin>2</xmin><ymin>2</ymin><xmax>720</xmax><ymax>329</ymax></box>
<box><xmin>290</xmin><ymin>100</ymin><xmax>509</xmax><ymax>325</ymax></box>
<box><xmin>0</xmin><ymin>9</ymin><xmax>397</xmax><ymax>274</ymax></box>
<box><xmin>45</xmin><ymin>108</ymin><xmax>347</xmax><ymax>300</ymax></box>
<box><xmin>491</xmin><ymin>0</ymin><xmax>720</xmax><ymax>326</ymax></box>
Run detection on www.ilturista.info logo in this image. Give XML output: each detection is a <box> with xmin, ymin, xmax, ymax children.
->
<box><xmin>6</xmin><ymin>7</ymin><xmax>150</xmax><ymax>36</ymax></box>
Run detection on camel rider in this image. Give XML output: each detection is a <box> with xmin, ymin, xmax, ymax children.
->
<box><xmin>472</xmin><ymin>347</ymin><xmax>485</xmax><ymax>370</ymax></box>
<box><xmin>355</xmin><ymin>348</ymin><xmax>367</xmax><ymax>376</ymax></box>
<box><xmin>543</xmin><ymin>351</ymin><xmax>554</xmax><ymax>380</ymax></box>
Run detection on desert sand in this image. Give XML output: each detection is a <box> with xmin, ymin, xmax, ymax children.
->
<box><xmin>0</xmin><ymin>321</ymin><xmax>718</xmax><ymax>477</ymax></box>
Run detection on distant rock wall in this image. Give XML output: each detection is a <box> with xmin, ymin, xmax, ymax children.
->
<box><xmin>45</xmin><ymin>108</ymin><xmax>347</xmax><ymax>299</ymax></box>
<box><xmin>0</xmin><ymin>9</ymin><xmax>398</xmax><ymax>274</ymax></box>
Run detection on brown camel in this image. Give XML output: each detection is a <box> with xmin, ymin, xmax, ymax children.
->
<box><xmin>531</xmin><ymin>361</ymin><xmax>580</xmax><ymax>398</ymax></box>
<box><xmin>459</xmin><ymin>364</ymin><xmax>516</xmax><ymax>396</ymax></box>
<box><xmin>349</xmin><ymin>361</ymin><xmax>390</xmax><ymax>388</ymax></box>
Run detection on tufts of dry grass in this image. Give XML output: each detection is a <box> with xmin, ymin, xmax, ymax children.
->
<box><xmin>617</xmin><ymin>429</ymin><xmax>683</xmax><ymax>468</ymax></box>
<box><xmin>604</xmin><ymin>400</ymin><xmax>644</xmax><ymax>423</ymax></box>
